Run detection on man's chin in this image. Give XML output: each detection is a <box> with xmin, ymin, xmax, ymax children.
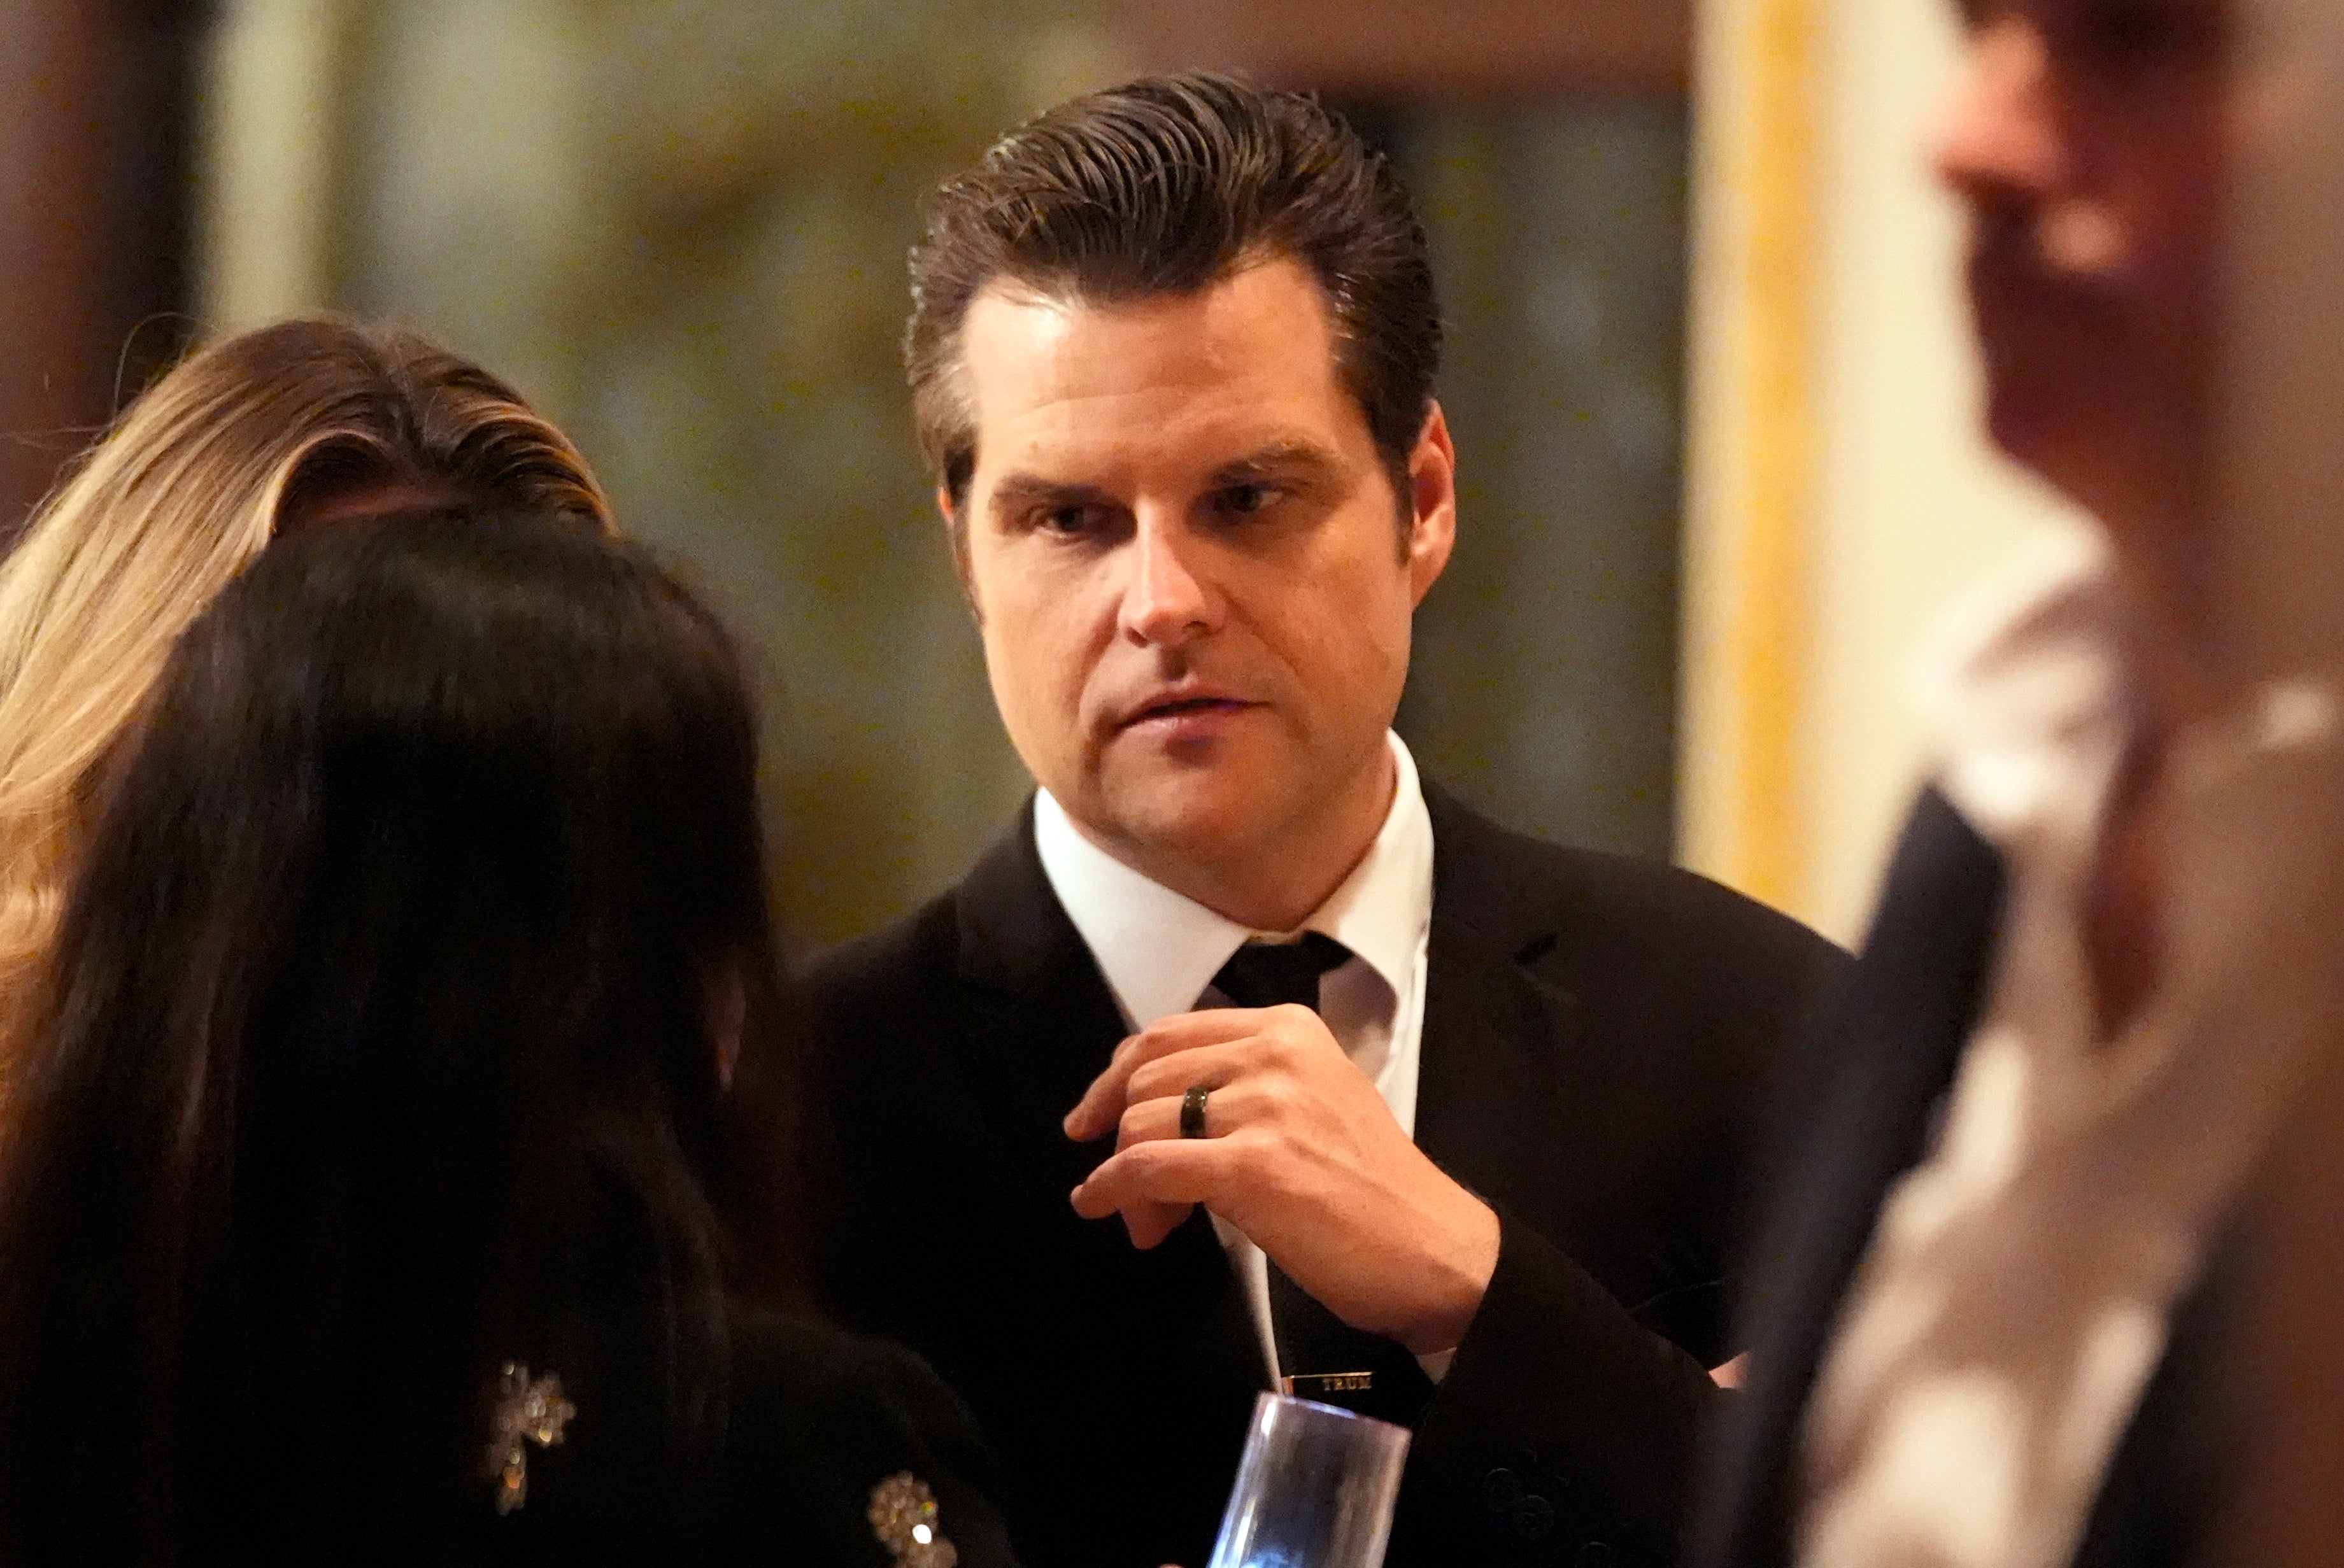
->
<box><xmin>1982</xmin><ymin>388</ymin><xmax>2057</xmax><ymax>478</ymax></box>
<box><xmin>1982</xmin><ymin>378</ymin><xmax>2126</xmax><ymax>507</ymax></box>
<box><xmin>1085</xmin><ymin>770</ymin><xmax>1282</xmax><ymax>866</ymax></box>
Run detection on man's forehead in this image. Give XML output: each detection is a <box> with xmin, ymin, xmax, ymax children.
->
<box><xmin>956</xmin><ymin>261</ymin><xmax>1374</xmax><ymax>483</ymax></box>
<box><xmin>962</xmin><ymin>263</ymin><xmax>1340</xmax><ymax>404</ymax></box>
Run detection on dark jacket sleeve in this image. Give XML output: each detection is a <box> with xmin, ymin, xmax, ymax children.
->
<box><xmin>1395</xmin><ymin>1207</ymin><xmax>1732</xmax><ymax>1566</ymax></box>
<box><xmin>1396</xmin><ymin>817</ymin><xmax>1854</xmax><ymax>1568</ymax></box>
<box><xmin>720</xmin><ymin>1313</ymin><xmax>1023</xmax><ymax>1568</ymax></box>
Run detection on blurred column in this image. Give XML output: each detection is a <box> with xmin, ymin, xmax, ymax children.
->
<box><xmin>0</xmin><ymin>0</ymin><xmax>210</xmax><ymax>549</ymax></box>
<box><xmin>2204</xmin><ymin>0</ymin><xmax>2344</xmax><ymax>685</ymax></box>
<box><xmin>2200</xmin><ymin>6</ymin><xmax>2344</xmax><ymax>1557</ymax></box>
<box><xmin>1675</xmin><ymin>0</ymin><xmax>1821</xmax><ymax>918</ymax></box>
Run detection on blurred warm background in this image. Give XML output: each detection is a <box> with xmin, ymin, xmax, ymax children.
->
<box><xmin>1</xmin><ymin>0</ymin><xmax>2078</xmax><ymax>948</ymax></box>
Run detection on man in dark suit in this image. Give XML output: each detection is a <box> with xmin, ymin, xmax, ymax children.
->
<box><xmin>1689</xmin><ymin>3</ymin><xmax>2344</xmax><ymax>1566</ymax></box>
<box><xmin>807</xmin><ymin>74</ymin><xmax>1845</xmax><ymax>1568</ymax></box>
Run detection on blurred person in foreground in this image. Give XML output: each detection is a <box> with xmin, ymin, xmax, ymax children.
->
<box><xmin>807</xmin><ymin>72</ymin><xmax>1847</xmax><ymax>1568</ymax></box>
<box><xmin>1693</xmin><ymin>3</ymin><xmax>2344</xmax><ymax>1566</ymax></box>
<box><xmin>0</xmin><ymin>318</ymin><xmax>610</xmax><ymax>1024</ymax></box>
<box><xmin>0</xmin><ymin>508</ymin><xmax>1016</xmax><ymax>1566</ymax></box>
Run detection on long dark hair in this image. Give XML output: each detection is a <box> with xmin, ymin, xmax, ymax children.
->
<box><xmin>0</xmin><ymin>509</ymin><xmax>796</xmax><ymax>1562</ymax></box>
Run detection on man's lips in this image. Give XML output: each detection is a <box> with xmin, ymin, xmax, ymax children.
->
<box><xmin>1116</xmin><ymin>694</ymin><xmax>1254</xmax><ymax>731</ymax></box>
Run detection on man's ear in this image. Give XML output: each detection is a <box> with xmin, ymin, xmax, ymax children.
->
<box><xmin>1405</xmin><ymin>402</ymin><xmax>1458</xmax><ymax>605</ymax></box>
<box><xmin>939</xmin><ymin>484</ymin><xmax>983</xmax><ymax>625</ymax></box>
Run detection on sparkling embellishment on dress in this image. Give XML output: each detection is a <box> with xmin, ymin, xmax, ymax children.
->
<box><xmin>867</xmin><ymin>1472</ymin><xmax>959</xmax><ymax>1567</ymax></box>
<box><xmin>485</xmin><ymin>1362</ymin><xmax>576</xmax><ymax>1516</ymax></box>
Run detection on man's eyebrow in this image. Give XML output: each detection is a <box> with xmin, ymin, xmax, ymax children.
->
<box><xmin>987</xmin><ymin>474</ymin><xmax>1115</xmax><ymax>514</ymax></box>
<box><xmin>1207</xmin><ymin>439</ymin><xmax>1345</xmax><ymax>486</ymax></box>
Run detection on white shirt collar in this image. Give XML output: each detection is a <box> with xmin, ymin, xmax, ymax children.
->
<box><xmin>1032</xmin><ymin>732</ymin><xmax>1434</xmax><ymax>1031</ymax></box>
<box><xmin>1914</xmin><ymin>523</ymin><xmax>2344</xmax><ymax>852</ymax></box>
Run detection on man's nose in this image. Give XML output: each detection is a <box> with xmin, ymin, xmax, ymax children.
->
<box><xmin>1931</xmin><ymin>18</ymin><xmax>2066</xmax><ymax>206</ymax></box>
<box><xmin>1118</xmin><ymin>509</ymin><xmax>1218</xmax><ymax>647</ymax></box>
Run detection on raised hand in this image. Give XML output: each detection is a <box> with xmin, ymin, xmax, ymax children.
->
<box><xmin>1064</xmin><ymin>1003</ymin><xmax>1499</xmax><ymax>1355</ymax></box>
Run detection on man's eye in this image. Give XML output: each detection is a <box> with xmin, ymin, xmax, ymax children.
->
<box><xmin>1037</xmin><ymin>505</ymin><xmax>1097</xmax><ymax>535</ymax></box>
<box><xmin>1216</xmin><ymin>483</ymin><xmax>1277</xmax><ymax>516</ymax></box>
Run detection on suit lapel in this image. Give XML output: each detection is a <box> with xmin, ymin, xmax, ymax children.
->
<box><xmin>948</xmin><ymin>802</ymin><xmax>1268</xmax><ymax>1385</ymax></box>
<box><xmin>951</xmin><ymin>805</ymin><xmax>1133</xmax><ymax>1197</ymax></box>
<box><xmin>1412</xmin><ymin>788</ymin><xmax>1582</xmax><ymax>1215</ymax></box>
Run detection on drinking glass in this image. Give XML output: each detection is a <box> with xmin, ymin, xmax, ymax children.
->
<box><xmin>1206</xmin><ymin>1393</ymin><xmax>1412</xmax><ymax>1568</ymax></box>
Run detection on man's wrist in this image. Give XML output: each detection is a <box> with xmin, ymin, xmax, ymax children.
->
<box><xmin>1393</xmin><ymin>1191</ymin><xmax>1502</xmax><ymax>1355</ymax></box>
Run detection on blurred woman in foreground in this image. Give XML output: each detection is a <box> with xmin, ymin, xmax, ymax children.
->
<box><xmin>0</xmin><ymin>318</ymin><xmax>609</xmax><ymax>1012</ymax></box>
<box><xmin>0</xmin><ymin>509</ymin><xmax>1012</xmax><ymax>1565</ymax></box>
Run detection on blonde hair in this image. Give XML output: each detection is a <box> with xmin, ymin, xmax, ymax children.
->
<box><xmin>0</xmin><ymin>317</ymin><xmax>612</xmax><ymax>996</ymax></box>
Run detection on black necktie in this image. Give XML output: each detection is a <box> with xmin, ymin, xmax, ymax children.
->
<box><xmin>1208</xmin><ymin>938</ymin><xmax>1436</xmax><ymax>1428</ymax></box>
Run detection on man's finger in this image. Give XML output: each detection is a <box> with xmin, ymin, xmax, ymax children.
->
<box><xmin>1119</xmin><ymin>1199</ymin><xmax>1190</xmax><ymax>1250</ymax></box>
<box><xmin>1114</xmin><ymin>1096</ymin><xmax>1184</xmax><ymax>1150</ymax></box>
<box><xmin>1062</xmin><ymin>1033</ymin><xmax>1146</xmax><ymax>1141</ymax></box>
<box><xmin>1062</xmin><ymin>1009</ymin><xmax>1279</xmax><ymax>1140</ymax></box>
<box><xmin>1123</xmin><ymin>1040</ymin><xmax>1261</xmax><ymax>1112</ymax></box>
<box><xmin>1115</xmin><ymin>1074</ymin><xmax>1273</xmax><ymax>1150</ymax></box>
<box><xmin>1071</xmin><ymin>1136</ymin><xmax>1226</xmax><ymax>1218</ymax></box>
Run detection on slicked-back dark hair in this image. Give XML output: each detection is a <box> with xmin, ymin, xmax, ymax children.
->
<box><xmin>906</xmin><ymin>71</ymin><xmax>1442</xmax><ymax>519</ymax></box>
<box><xmin>0</xmin><ymin>509</ymin><xmax>802</xmax><ymax>1563</ymax></box>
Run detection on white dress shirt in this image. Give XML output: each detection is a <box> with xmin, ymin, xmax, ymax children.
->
<box><xmin>1799</xmin><ymin>529</ymin><xmax>2344</xmax><ymax>1568</ymax></box>
<box><xmin>1033</xmin><ymin>730</ymin><xmax>1444</xmax><ymax>1384</ymax></box>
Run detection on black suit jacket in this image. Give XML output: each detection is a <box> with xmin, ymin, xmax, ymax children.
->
<box><xmin>807</xmin><ymin>786</ymin><xmax>1846</xmax><ymax>1568</ymax></box>
<box><xmin>1692</xmin><ymin>789</ymin><xmax>2227</xmax><ymax>1568</ymax></box>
